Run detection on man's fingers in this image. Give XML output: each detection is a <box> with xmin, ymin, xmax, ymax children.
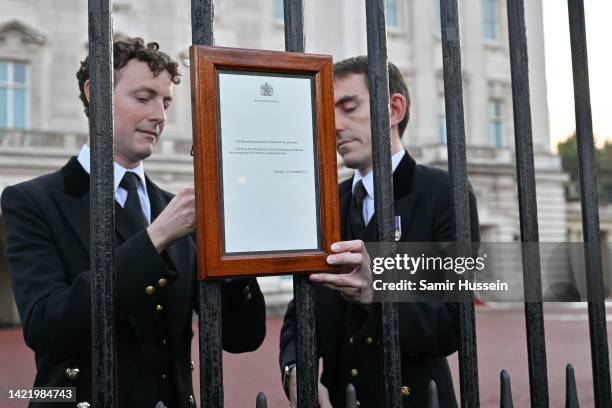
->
<box><xmin>326</xmin><ymin>252</ymin><xmax>364</xmax><ymax>266</ymax></box>
<box><xmin>309</xmin><ymin>272</ymin><xmax>360</xmax><ymax>288</ymax></box>
<box><xmin>330</xmin><ymin>239</ymin><xmax>365</xmax><ymax>254</ymax></box>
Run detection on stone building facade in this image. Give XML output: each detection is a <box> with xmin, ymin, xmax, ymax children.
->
<box><xmin>1</xmin><ymin>0</ymin><xmax>604</xmax><ymax>324</ymax></box>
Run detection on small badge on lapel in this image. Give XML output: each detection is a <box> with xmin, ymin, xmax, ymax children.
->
<box><xmin>394</xmin><ymin>215</ymin><xmax>402</xmax><ymax>241</ymax></box>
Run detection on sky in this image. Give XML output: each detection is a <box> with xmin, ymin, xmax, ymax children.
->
<box><xmin>542</xmin><ymin>0</ymin><xmax>612</xmax><ymax>149</ymax></box>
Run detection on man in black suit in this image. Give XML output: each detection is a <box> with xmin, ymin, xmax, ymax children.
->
<box><xmin>280</xmin><ymin>56</ymin><xmax>479</xmax><ymax>407</ymax></box>
<box><xmin>1</xmin><ymin>37</ymin><xmax>265</xmax><ymax>408</ymax></box>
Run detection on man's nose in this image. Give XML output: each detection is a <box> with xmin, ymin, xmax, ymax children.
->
<box><xmin>335</xmin><ymin>111</ymin><xmax>347</xmax><ymax>133</ymax></box>
<box><xmin>149</xmin><ymin>100</ymin><xmax>166</xmax><ymax>124</ymax></box>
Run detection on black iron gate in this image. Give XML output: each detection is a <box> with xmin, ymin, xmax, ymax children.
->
<box><xmin>87</xmin><ymin>0</ymin><xmax>610</xmax><ymax>407</ymax></box>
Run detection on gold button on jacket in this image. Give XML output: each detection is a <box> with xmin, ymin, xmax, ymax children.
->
<box><xmin>65</xmin><ymin>367</ymin><xmax>80</xmax><ymax>380</ymax></box>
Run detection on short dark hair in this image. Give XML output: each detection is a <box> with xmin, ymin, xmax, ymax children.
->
<box><xmin>76</xmin><ymin>36</ymin><xmax>181</xmax><ymax>117</ymax></box>
<box><xmin>333</xmin><ymin>56</ymin><xmax>410</xmax><ymax>138</ymax></box>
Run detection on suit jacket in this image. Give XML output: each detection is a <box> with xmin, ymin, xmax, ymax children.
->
<box><xmin>1</xmin><ymin>157</ymin><xmax>266</xmax><ymax>408</ymax></box>
<box><xmin>280</xmin><ymin>151</ymin><xmax>480</xmax><ymax>407</ymax></box>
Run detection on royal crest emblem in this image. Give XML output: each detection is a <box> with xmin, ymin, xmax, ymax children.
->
<box><xmin>260</xmin><ymin>82</ymin><xmax>274</xmax><ymax>96</ymax></box>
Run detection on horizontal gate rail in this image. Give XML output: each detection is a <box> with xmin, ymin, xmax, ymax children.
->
<box><xmin>567</xmin><ymin>1</ymin><xmax>611</xmax><ymax>407</ymax></box>
<box><xmin>88</xmin><ymin>0</ymin><xmax>117</xmax><ymax>406</ymax></box>
<box><xmin>439</xmin><ymin>0</ymin><xmax>479</xmax><ymax>406</ymax></box>
<box><xmin>506</xmin><ymin>0</ymin><xmax>549</xmax><ymax>406</ymax></box>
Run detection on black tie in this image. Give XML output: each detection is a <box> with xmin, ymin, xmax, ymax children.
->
<box><xmin>120</xmin><ymin>172</ymin><xmax>148</xmax><ymax>230</ymax></box>
<box><xmin>349</xmin><ymin>180</ymin><xmax>367</xmax><ymax>240</ymax></box>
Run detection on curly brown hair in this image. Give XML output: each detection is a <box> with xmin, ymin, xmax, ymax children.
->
<box><xmin>76</xmin><ymin>36</ymin><xmax>181</xmax><ymax>117</ymax></box>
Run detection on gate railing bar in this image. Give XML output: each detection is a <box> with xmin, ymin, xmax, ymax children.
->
<box><xmin>282</xmin><ymin>1</ymin><xmax>318</xmax><ymax>407</ymax></box>
<box><xmin>364</xmin><ymin>1</ymin><xmax>402</xmax><ymax>407</ymax></box>
<box><xmin>505</xmin><ymin>1</ymin><xmax>549</xmax><ymax>406</ymax></box>
<box><xmin>192</xmin><ymin>1</ymin><xmax>225</xmax><ymax>407</ymax></box>
<box><xmin>346</xmin><ymin>383</ymin><xmax>357</xmax><ymax>408</ymax></box>
<box><xmin>427</xmin><ymin>380</ymin><xmax>440</xmax><ymax>408</ymax></box>
<box><xmin>500</xmin><ymin>370</ymin><xmax>514</xmax><ymax>408</ymax></box>
<box><xmin>255</xmin><ymin>392</ymin><xmax>267</xmax><ymax>408</ymax></box>
<box><xmin>567</xmin><ymin>1</ymin><xmax>611</xmax><ymax>407</ymax></box>
<box><xmin>439</xmin><ymin>1</ymin><xmax>479</xmax><ymax>406</ymax></box>
<box><xmin>88</xmin><ymin>0</ymin><xmax>116</xmax><ymax>406</ymax></box>
<box><xmin>566</xmin><ymin>364</ymin><xmax>580</xmax><ymax>408</ymax></box>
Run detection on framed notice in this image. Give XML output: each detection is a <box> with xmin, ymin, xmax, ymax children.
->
<box><xmin>190</xmin><ymin>45</ymin><xmax>340</xmax><ymax>279</ymax></box>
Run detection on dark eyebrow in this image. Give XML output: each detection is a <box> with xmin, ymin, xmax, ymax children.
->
<box><xmin>335</xmin><ymin>95</ymin><xmax>360</xmax><ymax>107</ymax></box>
<box><xmin>131</xmin><ymin>86</ymin><xmax>173</xmax><ymax>102</ymax></box>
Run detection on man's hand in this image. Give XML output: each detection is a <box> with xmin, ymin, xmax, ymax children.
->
<box><xmin>288</xmin><ymin>366</ymin><xmax>332</xmax><ymax>408</ymax></box>
<box><xmin>147</xmin><ymin>187</ymin><xmax>196</xmax><ymax>253</ymax></box>
<box><xmin>309</xmin><ymin>240</ymin><xmax>373</xmax><ymax>304</ymax></box>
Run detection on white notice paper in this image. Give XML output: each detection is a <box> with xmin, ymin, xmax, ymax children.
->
<box><xmin>218</xmin><ymin>72</ymin><xmax>320</xmax><ymax>253</ymax></box>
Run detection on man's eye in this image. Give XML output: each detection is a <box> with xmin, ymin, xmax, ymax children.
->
<box><xmin>343</xmin><ymin>106</ymin><xmax>357</xmax><ymax>113</ymax></box>
<box><xmin>136</xmin><ymin>96</ymin><xmax>149</xmax><ymax>103</ymax></box>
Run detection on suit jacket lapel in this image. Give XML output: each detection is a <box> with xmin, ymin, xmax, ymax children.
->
<box><xmin>338</xmin><ymin>180</ymin><xmax>352</xmax><ymax>240</ymax></box>
<box><xmin>51</xmin><ymin>190</ymin><xmax>91</xmax><ymax>256</ymax></box>
<box><xmin>50</xmin><ymin>157</ymin><xmax>91</xmax><ymax>256</ymax></box>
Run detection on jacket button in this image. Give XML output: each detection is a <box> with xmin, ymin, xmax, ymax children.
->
<box><xmin>156</xmin><ymin>304</ymin><xmax>164</xmax><ymax>312</ymax></box>
<box><xmin>348</xmin><ymin>337</ymin><xmax>354</xmax><ymax>345</ymax></box>
<box><xmin>365</xmin><ymin>337</ymin><xmax>374</xmax><ymax>345</ymax></box>
<box><xmin>243</xmin><ymin>285</ymin><xmax>250</xmax><ymax>294</ymax></box>
<box><xmin>65</xmin><ymin>368</ymin><xmax>80</xmax><ymax>380</ymax></box>
<box><xmin>401</xmin><ymin>386</ymin><xmax>411</xmax><ymax>397</ymax></box>
<box><xmin>190</xmin><ymin>361</ymin><xmax>194</xmax><ymax>371</ymax></box>
<box><xmin>145</xmin><ymin>285</ymin><xmax>156</xmax><ymax>295</ymax></box>
<box><xmin>161</xmin><ymin>373</ymin><xmax>167</xmax><ymax>380</ymax></box>
<box><xmin>356</xmin><ymin>401</ymin><xmax>360</xmax><ymax>407</ymax></box>
<box><xmin>158</xmin><ymin>278</ymin><xmax>168</xmax><ymax>287</ymax></box>
<box><xmin>244</xmin><ymin>292</ymin><xmax>252</xmax><ymax>301</ymax></box>
<box><xmin>189</xmin><ymin>394</ymin><xmax>195</xmax><ymax>407</ymax></box>
<box><xmin>350</xmin><ymin>369</ymin><xmax>358</xmax><ymax>377</ymax></box>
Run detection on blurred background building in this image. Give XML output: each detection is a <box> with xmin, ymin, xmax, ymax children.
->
<box><xmin>0</xmin><ymin>0</ymin><xmax>610</xmax><ymax>325</ymax></box>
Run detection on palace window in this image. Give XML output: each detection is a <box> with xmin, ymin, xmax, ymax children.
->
<box><xmin>489</xmin><ymin>99</ymin><xmax>503</xmax><ymax>147</ymax></box>
<box><xmin>0</xmin><ymin>60</ymin><xmax>28</xmax><ymax>129</ymax></box>
<box><xmin>483</xmin><ymin>0</ymin><xmax>498</xmax><ymax>42</ymax></box>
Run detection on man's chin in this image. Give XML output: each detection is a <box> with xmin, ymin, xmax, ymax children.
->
<box><xmin>339</xmin><ymin>154</ymin><xmax>360</xmax><ymax>170</ymax></box>
<box><xmin>133</xmin><ymin>146</ymin><xmax>155</xmax><ymax>162</ymax></box>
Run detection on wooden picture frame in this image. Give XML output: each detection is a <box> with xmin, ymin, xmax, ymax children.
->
<box><xmin>190</xmin><ymin>45</ymin><xmax>340</xmax><ymax>279</ymax></box>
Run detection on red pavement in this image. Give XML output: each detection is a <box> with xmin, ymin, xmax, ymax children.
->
<box><xmin>1</xmin><ymin>306</ymin><xmax>611</xmax><ymax>407</ymax></box>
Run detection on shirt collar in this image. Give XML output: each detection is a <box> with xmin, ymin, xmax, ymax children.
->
<box><xmin>352</xmin><ymin>149</ymin><xmax>405</xmax><ymax>198</ymax></box>
<box><xmin>77</xmin><ymin>144</ymin><xmax>147</xmax><ymax>193</ymax></box>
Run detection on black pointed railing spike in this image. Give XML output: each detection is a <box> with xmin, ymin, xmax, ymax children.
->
<box><xmin>427</xmin><ymin>380</ymin><xmax>440</xmax><ymax>408</ymax></box>
<box><xmin>566</xmin><ymin>364</ymin><xmax>580</xmax><ymax>408</ymax></box>
<box><xmin>500</xmin><ymin>369</ymin><xmax>514</xmax><ymax>408</ymax></box>
<box><xmin>255</xmin><ymin>392</ymin><xmax>267</xmax><ymax>408</ymax></box>
<box><xmin>346</xmin><ymin>383</ymin><xmax>357</xmax><ymax>408</ymax></box>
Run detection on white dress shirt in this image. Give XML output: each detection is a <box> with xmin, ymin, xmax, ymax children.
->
<box><xmin>351</xmin><ymin>149</ymin><xmax>405</xmax><ymax>225</ymax></box>
<box><xmin>77</xmin><ymin>144</ymin><xmax>152</xmax><ymax>223</ymax></box>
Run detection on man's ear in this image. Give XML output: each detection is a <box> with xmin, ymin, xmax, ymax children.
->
<box><xmin>389</xmin><ymin>93</ymin><xmax>407</xmax><ymax>128</ymax></box>
<box><xmin>84</xmin><ymin>79</ymin><xmax>91</xmax><ymax>103</ymax></box>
